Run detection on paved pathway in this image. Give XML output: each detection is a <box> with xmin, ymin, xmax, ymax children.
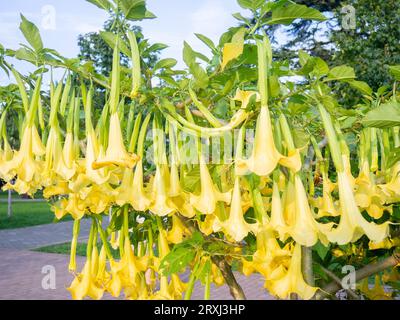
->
<box><xmin>0</xmin><ymin>218</ymin><xmax>273</xmax><ymax>300</ymax></box>
<box><xmin>0</xmin><ymin>248</ymin><xmax>272</xmax><ymax>300</ymax></box>
<box><xmin>0</xmin><ymin>219</ymin><xmax>93</xmax><ymax>250</ymax></box>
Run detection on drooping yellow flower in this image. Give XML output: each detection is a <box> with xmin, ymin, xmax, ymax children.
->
<box><xmin>325</xmin><ymin>171</ymin><xmax>390</xmax><ymax>245</ymax></box>
<box><xmin>56</xmin><ymin>132</ymin><xmax>77</xmax><ymax>180</ymax></box>
<box><xmin>289</xmin><ymin>175</ymin><xmax>330</xmax><ymax>247</ymax></box>
<box><xmin>167</xmin><ymin>215</ymin><xmax>191</xmax><ymax>244</ymax></box>
<box><xmin>92</xmin><ymin>112</ymin><xmax>139</xmax><ymax>169</ymax></box>
<box><xmin>236</xmin><ymin>107</ymin><xmax>301</xmax><ymax>177</ymax></box>
<box><xmin>233</xmin><ymin>89</ymin><xmax>260</xmax><ymax>109</ymax></box>
<box><xmin>358</xmin><ymin>275</ymin><xmax>393</xmax><ymax>300</ymax></box>
<box><xmin>67</xmin><ymin>248</ymin><xmax>104</xmax><ymax>300</ymax></box>
<box><xmin>220</xmin><ymin>177</ymin><xmax>255</xmax><ymax>242</ymax></box>
<box><xmin>369</xmin><ymin>237</ymin><xmax>400</xmax><ymax>250</ymax></box>
<box><xmin>85</xmin><ymin>129</ymin><xmax>111</xmax><ymax>185</ymax></box>
<box><xmin>149</xmin><ymin>164</ymin><xmax>176</xmax><ymax>216</ymax></box>
<box><xmin>265</xmin><ymin>243</ymin><xmax>318</xmax><ymax>300</ymax></box>
<box><xmin>269</xmin><ymin>179</ymin><xmax>289</xmax><ymax>241</ymax></box>
<box><xmin>190</xmin><ymin>156</ymin><xmax>231</xmax><ymax>214</ymax></box>
<box><xmin>314</xmin><ymin>172</ymin><xmax>339</xmax><ymax>218</ymax></box>
<box><xmin>131</xmin><ymin>160</ymin><xmax>153</xmax><ymax>212</ymax></box>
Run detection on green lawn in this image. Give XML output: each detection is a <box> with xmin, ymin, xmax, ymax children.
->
<box><xmin>34</xmin><ymin>241</ymin><xmax>120</xmax><ymax>259</ymax></box>
<box><xmin>0</xmin><ymin>201</ymin><xmax>71</xmax><ymax>230</ymax></box>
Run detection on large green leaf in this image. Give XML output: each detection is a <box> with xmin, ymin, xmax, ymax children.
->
<box><xmin>86</xmin><ymin>0</ymin><xmax>112</xmax><ymax>11</ymax></box>
<box><xmin>195</xmin><ymin>33</ymin><xmax>216</xmax><ymax>52</ymax></box>
<box><xmin>325</xmin><ymin>65</ymin><xmax>356</xmax><ymax>82</ymax></box>
<box><xmin>362</xmin><ymin>101</ymin><xmax>400</xmax><ymax>128</ymax></box>
<box><xmin>268</xmin><ymin>3</ymin><xmax>326</xmax><ymax>25</ymax></box>
<box><xmin>237</xmin><ymin>0</ymin><xmax>265</xmax><ymax>11</ymax></box>
<box><xmin>99</xmin><ymin>31</ymin><xmax>131</xmax><ymax>56</ymax></box>
<box><xmin>389</xmin><ymin>65</ymin><xmax>400</xmax><ymax>81</ymax></box>
<box><xmin>19</xmin><ymin>14</ymin><xmax>43</xmax><ymax>52</ymax></box>
<box><xmin>347</xmin><ymin>80</ymin><xmax>372</xmax><ymax>96</ymax></box>
<box><xmin>154</xmin><ymin>58</ymin><xmax>177</xmax><ymax>71</ymax></box>
<box><xmin>119</xmin><ymin>0</ymin><xmax>156</xmax><ymax>21</ymax></box>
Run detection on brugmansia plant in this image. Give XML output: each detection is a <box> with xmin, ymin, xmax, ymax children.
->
<box><xmin>0</xmin><ymin>0</ymin><xmax>399</xmax><ymax>300</ymax></box>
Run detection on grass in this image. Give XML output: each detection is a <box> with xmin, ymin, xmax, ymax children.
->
<box><xmin>0</xmin><ymin>201</ymin><xmax>72</xmax><ymax>230</ymax></box>
<box><xmin>34</xmin><ymin>241</ymin><xmax>120</xmax><ymax>259</ymax></box>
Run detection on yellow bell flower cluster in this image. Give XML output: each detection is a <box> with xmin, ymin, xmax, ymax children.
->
<box><xmin>0</xmin><ymin>34</ymin><xmax>397</xmax><ymax>301</ymax></box>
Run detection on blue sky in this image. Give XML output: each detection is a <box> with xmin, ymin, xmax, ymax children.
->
<box><xmin>0</xmin><ymin>0</ymin><xmax>253</xmax><ymax>83</ymax></box>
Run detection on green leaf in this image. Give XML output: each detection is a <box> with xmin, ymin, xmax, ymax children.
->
<box><xmin>387</xmin><ymin>148</ymin><xmax>400</xmax><ymax>169</ymax></box>
<box><xmin>19</xmin><ymin>14</ymin><xmax>43</xmax><ymax>52</ymax></box>
<box><xmin>99</xmin><ymin>31</ymin><xmax>131</xmax><ymax>56</ymax></box>
<box><xmin>195</xmin><ymin>33</ymin><xmax>216</xmax><ymax>52</ymax></box>
<box><xmin>362</xmin><ymin>101</ymin><xmax>400</xmax><ymax>128</ymax></box>
<box><xmin>190</xmin><ymin>63</ymin><xmax>209</xmax><ymax>89</ymax></box>
<box><xmin>183</xmin><ymin>41</ymin><xmax>196</xmax><ymax>68</ymax></box>
<box><xmin>268</xmin><ymin>3</ymin><xmax>326</xmax><ymax>25</ymax></box>
<box><xmin>14</xmin><ymin>47</ymin><xmax>37</xmax><ymax>64</ymax></box>
<box><xmin>347</xmin><ymin>80</ymin><xmax>372</xmax><ymax>96</ymax></box>
<box><xmin>154</xmin><ymin>58</ymin><xmax>177</xmax><ymax>70</ymax></box>
<box><xmin>389</xmin><ymin>65</ymin><xmax>400</xmax><ymax>81</ymax></box>
<box><xmin>298</xmin><ymin>49</ymin><xmax>311</xmax><ymax>67</ymax></box>
<box><xmin>119</xmin><ymin>0</ymin><xmax>156</xmax><ymax>21</ymax></box>
<box><xmin>160</xmin><ymin>232</ymin><xmax>204</xmax><ymax>276</ymax></box>
<box><xmin>314</xmin><ymin>241</ymin><xmax>330</xmax><ymax>261</ymax></box>
<box><xmin>86</xmin><ymin>0</ymin><xmax>112</xmax><ymax>11</ymax></box>
<box><xmin>232</xmin><ymin>12</ymin><xmax>250</xmax><ymax>24</ymax></box>
<box><xmin>325</xmin><ymin>65</ymin><xmax>356</xmax><ymax>82</ymax></box>
<box><xmin>145</xmin><ymin>43</ymin><xmax>168</xmax><ymax>53</ymax></box>
<box><xmin>237</xmin><ymin>0</ymin><xmax>265</xmax><ymax>11</ymax></box>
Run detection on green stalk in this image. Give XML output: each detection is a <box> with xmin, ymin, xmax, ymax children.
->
<box><xmin>59</xmin><ymin>75</ymin><xmax>71</xmax><ymax>116</ymax></box>
<box><xmin>69</xmin><ymin>219</ymin><xmax>81</xmax><ymax>272</ymax></box>
<box><xmin>11</xmin><ymin>67</ymin><xmax>29</xmax><ymax>113</ymax></box>
<box><xmin>86</xmin><ymin>220</ymin><xmax>96</xmax><ymax>260</ymax></box>
<box><xmin>188</xmin><ymin>86</ymin><xmax>222</xmax><ymax>128</ymax></box>
<box><xmin>204</xmin><ymin>269</ymin><xmax>211</xmax><ymax>300</ymax></box>
<box><xmin>110</xmin><ymin>38</ymin><xmax>121</xmax><ymax>114</ymax></box>
<box><xmin>126</xmin><ymin>103</ymin><xmax>136</xmax><ymax>141</ymax></box>
<box><xmin>127</xmin><ymin>30</ymin><xmax>141</xmax><ymax>98</ymax></box>
<box><xmin>128</xmin><ymin>112</ymin><xmax>142</xmax><ymax>153</ymax></box>
<box><xmin>316</xmin><ymin>103</ymin><xmax>344</xmax><ymax>172</ymax></box>
<box><xmin>96</xmin><ymin>217</ymin><xmax>114</xmax><ymax>263</ymax></box>
<box><xmin>184</xmin><ymin>260</ymin><xmax>199</xmax><ymax>300</ymax></box>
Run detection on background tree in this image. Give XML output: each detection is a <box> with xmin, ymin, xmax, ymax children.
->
<box><xmin>247</xmin><ymin>0</ymin><xmax>400</xmax><ymax>93</ymax></box>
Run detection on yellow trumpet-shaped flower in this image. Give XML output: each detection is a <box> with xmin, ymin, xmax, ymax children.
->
<box><xmin>67</xmin><ymin>251</ymin><xmax>104</xmax><ymax>300</ymax></box>
<box><xmin>92</xmin><ymin>112</ymin><xmax>140</xmax><ymax>169</ymax></box>
<box><xmin>269</xmin><ymin>180</ymin><xmax>289</xmax><ymax>241</ymax></box>
<box><xmin>354</xmin><ymin>161</ymin><xmax>389</xmax><ymax>219</ymax></box>
<box><xmin>220</xmin><ymin>177</ymin><xmax>255</xmax><ymax>242</ymax></box>
<box><xmin>167</xmin><ymin>215</ymin><xmax>191</xmax><ymax>244</ymax></box>
<box><xmin>85</xmin><ymin>129</ymin><xmax>111</xmax><ymax>185</ymax></box>
<box><xmin>358</xmin><ymin>275</ymin><xmax>393</xmax><ymax>300</ymax></box>
<box><xmin>190</xmin><ymin>157</ymin><xmax>231</xmax><ymax>214</ymax></box>
<box><xmin>56</xmin><ymin>132</ymin><xmax>77</xmax><ymax>180</ymax></box>
<box><xmin>150</xmin><ymin>165</ymin><xmax>176</xmax><ymax>216</ymax></box>
<box><xmin>266</xmin><ymin>243</ymin><xmax>318</xmax><ymax>300</ymax></box>
<box><xmin>236</xmin><ymin>107</ymin><xmax>301</xmax><ymax>176</ymax></box>
<box><xmin>114</xmin><ymin>168</ymin><xmax>135</xmax><ymax>207</ymax></box>
<box><xmin>325</xmin><ymin>171</ymin><xmax>390</xmax><ymax>245</ymax></box>
<box><xmin>243</xmin><ymin>228</ymin><xmax>291</xmax><ymax>278</ymax></box>
<box><xmin>131</xmin><ymin>160</ymin><xmax>152</xmax><ymax>211</ymax></box>
<box><xmin>233</xmin><ymin>89</ymin><xmax>260</xmax><ymax>108</ymax></box>
<box><xmin>314</xmin><ymin>172</ymin><xmax>339</xmax><ymax>218</ymax></box>
<box><xmin>3</xmin><ymin>125</ymin><xmax>44</xmax><ymax>183</ymax></box>
<box><xmin>289</xmin><ymin>175</ymin><xmax>330</xmax><ymax>247</ymax></box>
<box><xmin>65</xmin><ymin>193</ymin><xmax>86</xmax><ymax>219</ymax></box>
<box><xmin>369</xmin><ymin>237</ymin><xmax>400</xmax><ymax>250</ymax></box>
